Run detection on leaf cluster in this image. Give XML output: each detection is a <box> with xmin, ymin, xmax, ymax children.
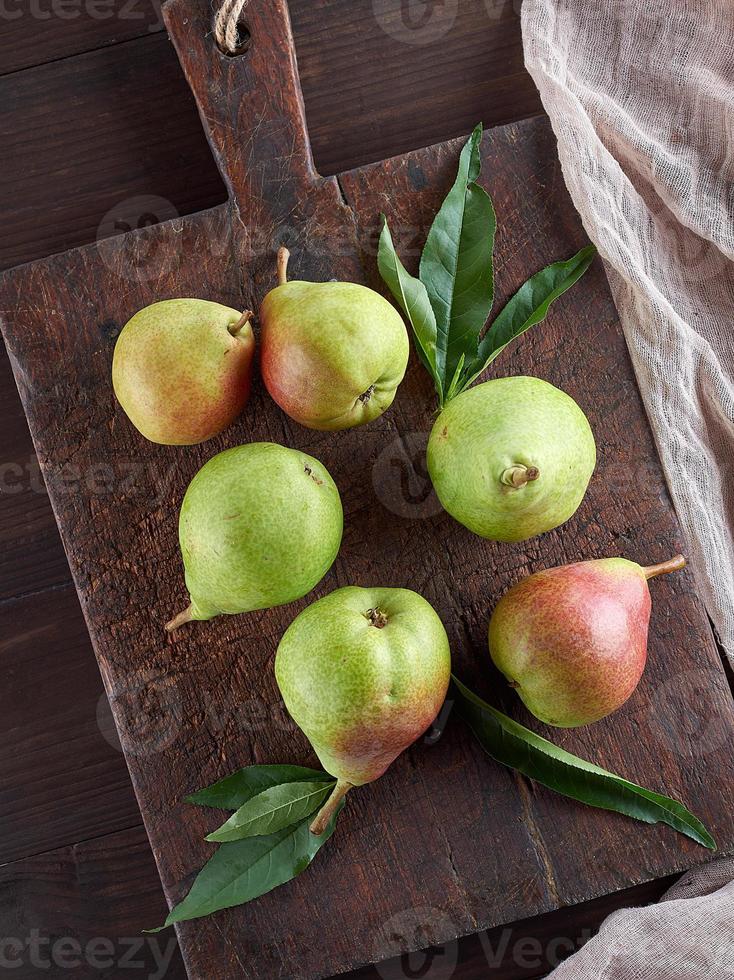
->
<box><xmin>378</xmin><ymin>124</ymin><xmax>596</xmax><ymax>406</ymax></box>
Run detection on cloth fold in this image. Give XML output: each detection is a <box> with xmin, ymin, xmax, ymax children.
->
<box><xmin>521</xmin><ymin>0</ymin><xmax>734</xmax><ymax>660</ymax></box>
<box><xmin>546</xmin><ymin>858</ymin><xmax>734</xmax><ymax>978</ymax></box>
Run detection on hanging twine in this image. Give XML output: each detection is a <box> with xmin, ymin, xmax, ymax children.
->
<box><xmin>214</xmin><ymin>0</ymin><xmax>250</xmax><ymax>54</ymax></box>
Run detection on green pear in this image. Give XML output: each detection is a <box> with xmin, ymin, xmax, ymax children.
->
<box><xmin>112</xmin><ymin>299</ymin><xmax>255</xmax><ymax>445</ymax></box>
<box><xmin>260</xmin><ymin>248</ymin><xmax>409</xmax><ymax>430</ymax></box>
<box><xmin>165</xmin><ymin>443</ymin><xmax>343</xmax><ymax>631</ymax></box>
<box><xmin>489</xmin><ymin>554</ymin><xmax>686</xmax><ymax>727</ymax></box>
<box><xmin>427</xmin><ymin>376</ymin><xmax>596</xmax><ymax>542</ymax></box>
<box><xmin>275</xmin><ymin>586</ymin><xmax>451</xmax><ymax>833</ymax></box>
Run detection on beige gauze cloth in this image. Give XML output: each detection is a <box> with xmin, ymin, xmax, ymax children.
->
<box><xmin>546</xmin><ymin>857</ymin><xmax>734</xmax><ymax>978</ymax></box>
<box><xmin>521</xmin><ymin>0</ymin><xmax>734</xmax><ymax>660</ymax></box>
<box><xmin>520</xmin><ymin>2</ymin><xmax>734</xmax><ymax>975</ymax></box>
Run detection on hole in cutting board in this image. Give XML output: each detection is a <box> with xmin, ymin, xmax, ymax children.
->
<box><xmin>216</xmin><ymin>20</ymin><xmax>252</xmax><ymax>58</ymax></box>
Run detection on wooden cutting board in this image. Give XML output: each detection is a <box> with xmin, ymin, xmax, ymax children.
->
<box><xmin>2</xmin><ymin>1</ymin><xmax>733</xmax><ymax>977</ymax></box>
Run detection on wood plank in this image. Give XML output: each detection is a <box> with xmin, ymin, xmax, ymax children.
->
<box><xmin>0</xmin><ymin>1</ymin><xmax>165</xmax><ymax>76</ymax></box>
<box><xmin>289</xmin><ymin>0</ymin><xmax>543</xmax><ymax>175</ymax></box>
<box><xmin>0</xmin><ymin>585</ymin><xmax>140</xmax><ymax>862</ymax></box>
<box><xmin>345</xmin><ymin>875</ymin><xmax>678</xmax><ymax>980</ymax></box>
<box><xmin>0</xmin><ymin>340</ymin><xmax>71</xmax><ymax>599</ymax></box>
<box><xmin>0</xmin><ymin>0</ymin><xmax>539</xmax><ymax>141</ymax></box>
<box><xmin>0</xmin><ymin>1</ymin><xmax>538</xmax><ymax>271</ymax></box>
<box><xmin>0</xmin><ymin>825</ymin><xmax>186</xmax><ymax>980</ymax></box>
<box><xmin>0</xmin><ymin>32</ymin><xmax>226</xmax><ymax>270</ymax></box>
<box><xmin>1</xmin><ymin>0</ymin><xmax>731</xmax><ymax>976</ymax></box>
<box><xmin>0</xmin><ymin>823</ymin><xmax>676</xmax><ymax>980</ymax></box>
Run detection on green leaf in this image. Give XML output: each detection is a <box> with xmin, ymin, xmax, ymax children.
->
<box><xmin>378</xmin><ymin>124</ymin><xmax>595</xmax><ymax>406</ymax></box>
<box><xmin>463</xmin><ymin>245</ymin><xmax>596</xmax><ymax>390</ymax></box>
<box><xmin>419</xmin><ymin>123</ymin><xmax>496</xmax><ymax>396</ymax></box>
<box><xmin>378</xmin><ymin>216</ymin><xmax>443</xmax><ymax>400</ymax></box>
<box><xmin>443</xmin><ymin>353</ymin><xmax>466</xmax><ymax>406</ymax></box>
<box><xmin>206</xmin><ymin>780</ymin><xmax>335</xmax><ymax>842</ymax></box>
<box><xmin>186</xmin><ymin>764</ymin><xmax>328</xmax><ymax>810</ymax></box>
<box><xmin>452</xmin><ymin>676</ymin><xmax>716</xmax><ymax>850</ymax></box>
<box><xmin>148</xmin><ymin>807</ymin><xmax>343</xmax><ymax>931</ymax></box>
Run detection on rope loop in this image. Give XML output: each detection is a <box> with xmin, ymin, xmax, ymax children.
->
<box><xmin>214</xmin><ymin>0</ymin><xmax>250</xmax><ymax>55</ymax></box>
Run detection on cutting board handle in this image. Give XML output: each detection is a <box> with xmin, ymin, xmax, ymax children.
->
<box><xmin>163</xmin><ymin>0</ymin><xmax>321</xmax><ymax>212</ymax></box>
<box><xmin>162</xmin><ymin>0</ymin><xmax>363</xmax><ymax>289</ymax></box>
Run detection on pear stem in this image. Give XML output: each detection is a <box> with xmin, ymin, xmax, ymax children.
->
<box><xmin>277</xmin><ymin>246</ymin><xmax>290</xmax><ymax>286</ymax></box>
<box><xmin>228</xmin><ymin>309</ymin><xmax>253</xmax><ymax>336</ymax></box>
<box><xmin>642</xmin><ymin>554</ymin><xmax>686</xmax><ymax>580</ymax></box>
<box><xmin>365</xmin><ymin>607</ymin><xmax>388</xmax><ymax>629</ymax></box>
<box><xmin>310</xmin><ymin>779</ymin><xmax>352</xmax><ymax>836</ymax></box>
<box><xmin>165</xmin><ymin>605</ymin><xmax>195</xmax><ymax>632</ymax></box>
<box><xmin>501</xmin><ymin>464</ymin><xmax>540</xmax><ymax>489</ymax></box>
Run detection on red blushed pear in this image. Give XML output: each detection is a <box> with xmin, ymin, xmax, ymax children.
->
<box><xmin>260</xmin><ymin>248</ymin><xmax>409</xmax><ymax>430</ymax></box>
<box><xmin>274</xmin><ymin>586</ymin><xmax>451</xmax><ymax>834</ymax></box>
<box><xmin>112</xmin><ymin>299</ymin><xmax>255</xmax><ymax>445</ymax></box>
<box><xmin>489</xmin><ymin>555</ymin><xmax>686</xmax><ymax>728</ymax></box>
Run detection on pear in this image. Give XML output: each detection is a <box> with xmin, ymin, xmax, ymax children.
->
<box><xmin>427</xmin><ymin>376</ymin><xmax>596</xmax><ymax>542</ymax></box>
<box><xmin>489</xmin><ymin>554</ymin><xmax>686</xmax><ymax>727</ymax></box>
<box><xmin>112</xmin><ymin>299</ymin><xmax>255</xmax><ymax>445</ymax></box>
<box><xmin>260</xmin><ymin>248</ymin><xmax>410</xmax><ymax>430</ymax></box>
<box><xmin>275</xmin><ymin>586</ymin><xmax>451</xmax><ymax>833</ymax></box>
<box><xmin>165</xmin><ymin>443</ymin><xmax>343</xmax><ymax>631</ymax></box>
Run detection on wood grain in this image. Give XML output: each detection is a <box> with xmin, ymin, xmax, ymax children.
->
<box><xmin>0</xmin><ymin>1</ymin><xmax>541</xmax><ymax>598</ymax></box>
<box><xmin>0</xmin><ymin>33</ymin><xmax>226</xmax><ymax>270</ymax></box>
<box><xmin>0</xmin><ymin>824</ymin><xmax>676</xmax><ymax>980</ymax></box>
<box><xmin>345</xmin><ymin>874</ymin><xmax>678</xmax><ymax>980</ymax></box>
<box><xmin>1</xmin><ymin>0</ymin><xmax>732</xmax><ymax>977</ymax></box>
<box><xmin>0</xmin><ymin>0</ymin><xmax>165</xmax><ymax>76</ymax></box>
<box><xmin>289</xmin><ymin>0</ymin><xmax>543</xmax><ymax>176</ymax></box>
<box><xmin>0</xmin><ymin>825</ymin><xmax>186</xmax><ymax>979</ymax></box>
<box><xmin>0</xmin><ymin>0</ymin><xmax>539</xmax><ymax>591</ymax></box>
<box><xmin>0</xmin><ymin>341</ymin><xmax>71</xmax><ymax>599</ymax></box>
<box><xmin>0</xmin><ymin>585</ymin><xmax>140</xmax><ymax>862</ymax></box>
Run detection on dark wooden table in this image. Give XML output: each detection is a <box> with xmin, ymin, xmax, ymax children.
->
<box><xmin>0</xmin><ymin>2</ymin><xmax>722</xmax><ymax>977</ymax></box>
